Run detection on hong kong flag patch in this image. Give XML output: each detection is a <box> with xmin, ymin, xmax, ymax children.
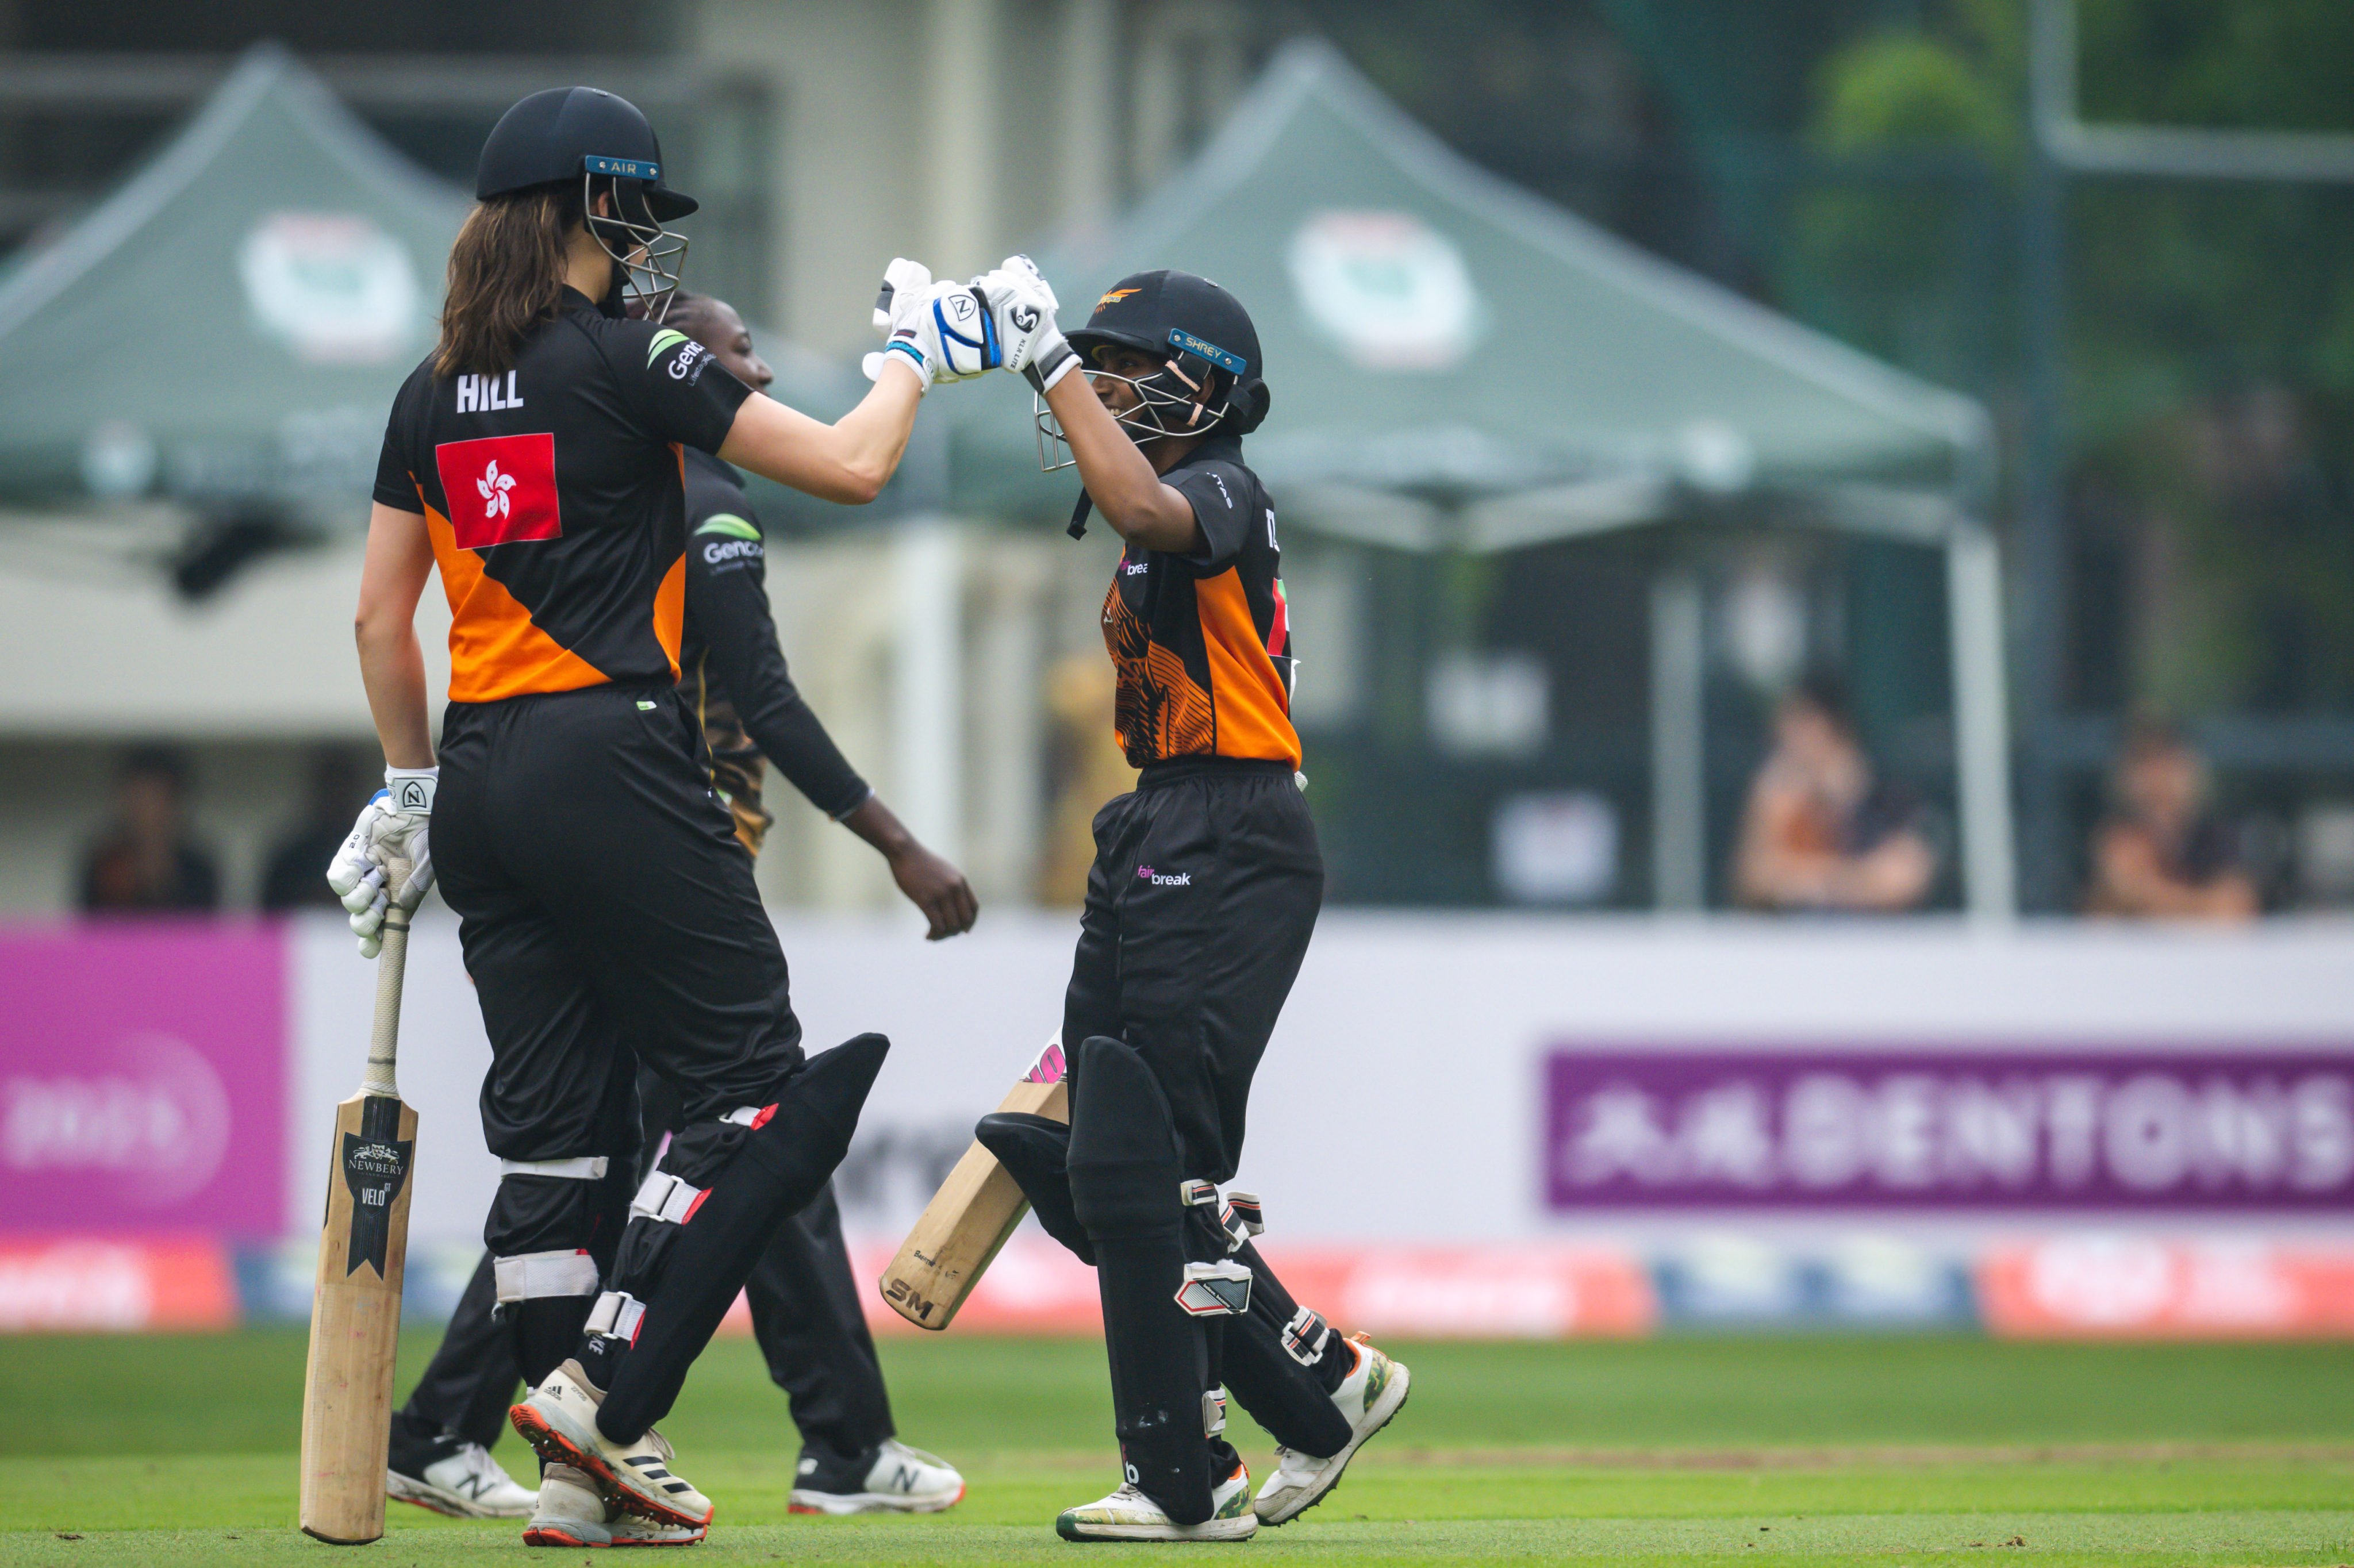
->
<box><xmin>435</xmin><ymin>432</ymin><xmax>560</xmax><ymax>551</ymax></box>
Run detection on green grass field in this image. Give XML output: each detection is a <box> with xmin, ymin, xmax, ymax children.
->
<box><xmin>4</xmin><ymin>1330</ymin><xmax>2352</xmax><ymax>1563</ymax></box>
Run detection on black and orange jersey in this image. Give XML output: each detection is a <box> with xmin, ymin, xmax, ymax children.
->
<box><xmin>371</xmin><ymin>286</ymin><xmax>754</xmax><ymax>705</ymax></box>
<box><xmin>1099</xmin><ymin>434</ymin><xmax>1299</xmax><ymax>770</ymax></box>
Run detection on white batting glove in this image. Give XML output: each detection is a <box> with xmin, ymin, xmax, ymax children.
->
<box><xmin>325</xmin><ymin>768</ymin><xmax>437</xmax><ymax>959</ymax></box>
<box><xmin>861</xmin><ymin>258</ymin><xmax>988</xmax><ymax>388</ymax></box>
<box><xmin>866</xmin><ymin>256</ymin><xmax>936</xmax><ymax>388</ymax></box>
<box><xmin>870</xmin><ymin>256</ymin><xmax>934</xmax><ymax>337</ymax></box>
<box><xmin>865</xmin><ymin>279</ymin><xmax>1001</xmax><ymax>390</ymax></box>
<box><xmin>971</xmin><ymin>255</ymin><xmax>1078</xmax><ymax>391</ymax></box>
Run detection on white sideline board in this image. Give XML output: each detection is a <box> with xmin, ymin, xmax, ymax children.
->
<box><xmin>288</xmin><ymin>912</ymin><xmax>2354</xmax><ymax>1250</ymax></box>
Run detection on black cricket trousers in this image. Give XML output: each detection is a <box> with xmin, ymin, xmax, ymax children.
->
<box><xmin>432</xmin><ymin>681</ymin><xmax>807</xmax><ymax>1260</ymax></box>
<box><xmin>1061</xmin><ymin>757</ymin><xmax>1323</xmax><ymax>1185</ymax></box>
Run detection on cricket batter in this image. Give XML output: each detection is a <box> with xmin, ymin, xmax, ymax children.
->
<box><xmin>337</xmin><ymin>84</ymin><xmax>993</xmax><ymax>1542</ymax></box>
<box><xmin>384</xmin><ymin>289</ymin><xmax>971</xmax><ymax>1539</ymax></box>
<box><xmin>955</xmin><ymin>262</ymin><xmax>1412</xmax><ymax>1540</ymax></box>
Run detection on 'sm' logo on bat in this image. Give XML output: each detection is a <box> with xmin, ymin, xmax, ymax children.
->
<box><xmin>884</xmin><ymin>1277</ymin><xmax>937</xmax><ymax>1322</ymax></box>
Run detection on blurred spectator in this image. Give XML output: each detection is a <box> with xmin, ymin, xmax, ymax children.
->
<box><xmin>1036</xmin><ymin>655</ymin><xmax>1138</xmax><ymax>905</ymax></box>
<box><xmin>2083</xmin><ymin>721</ymin><xmax>2257</xmax><ymax>921</ymax></box>
<box><xmin>1732</xmin><ymin>674</ymin><xmax>1936</xmax><ymax>913</ymax></box>
<box><xmin>78</xmin><ymin>745</ymin><xmax>219</xmax><ymax>912</ymax></box>
<box><xmin>262</xmin><ymin>747</ymin><xmax>373</xmax><ymax>911</ymax></box>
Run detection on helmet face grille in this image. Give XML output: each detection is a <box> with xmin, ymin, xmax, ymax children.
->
<box><xmin>1033</xmin><ymin>362</ymin><xmax>1236</xmax><ymax>472</ymax></box>
<box><xmin>583</xmin><ymin>171</ymin><xmax>690</xmax><ymax>321</ymax></box>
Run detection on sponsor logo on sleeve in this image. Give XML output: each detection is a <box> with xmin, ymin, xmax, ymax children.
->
<box><xmin>647</xmin><ymin>328</ymin><xmax>715</xmax><ymax>384</ymax></box>
<box><xmin>695</xmin><ymin>513</ymin><xmax>762</xmax><ymax>568</ymax></box>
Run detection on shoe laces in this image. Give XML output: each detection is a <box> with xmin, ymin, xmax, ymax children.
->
<box><xmin>881</xmin><ymin>1438</ymin><xmax>950</xmax><ymax>1469</ymax></box>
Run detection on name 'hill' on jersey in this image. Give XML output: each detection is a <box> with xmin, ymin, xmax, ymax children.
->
<box><xmin>1102</xmin><ymin>433</ymin><xmax>1297</xmax><ymax>770</ymax></box>
<box><xmin>373</xmin><ymin>291</ymin><xmax>753</xmax><ymax>703</ymax></box>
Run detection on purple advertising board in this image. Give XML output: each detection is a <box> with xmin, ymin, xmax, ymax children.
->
<box><xmin>1545</xmin><ymin>1048</ymin><xmax>2354</xmax><ymax>1212</ymax></box>
<box><xmin>0</xmin><ymin>924</ymin><xmax>286</xmax><ymax>1236</ymax></box>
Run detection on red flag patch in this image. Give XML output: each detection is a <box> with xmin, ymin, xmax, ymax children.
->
<box><xmin>435</xmin><ymin>432</ymin><xmax>561</xmax><ymax>551</ymax></box>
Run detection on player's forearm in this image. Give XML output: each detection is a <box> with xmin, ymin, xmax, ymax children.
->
<box><xmin>1042</xmin><ymin>376</ymin><xmax>1201</xmax><ymax>552</ymax></box>
<box><xmin>840</xmin><ymin>793</ymin><xmax>916</xmax><ymax>858</ymax></box>
<box><xmin>718</xmin><ymin>367</ymin><xmax>922</xmax><ymax>505</ymax></box>
<box><xmin>694</xmin><ymin>576</ymin><xmax>871</xmax><ymax>816</ymax></box>
<box><xmin>354</xmin><ymin>503</ymin><xmax>436</xmax><ymax>770</ymax></box>
<box><xmin>356</xmin><ymin>621</ymin><xmax>433</xmax><ymax>770</ymax></box>
<box><xmin>743</xmin><ymin>694</ymin><xmax>871</xmax><ymax>820</ymax></box>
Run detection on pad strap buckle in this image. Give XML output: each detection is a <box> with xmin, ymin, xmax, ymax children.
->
<box><xmin>1218</xmin><ymin>1191</ymin><xmax>1264</xmax><ymax>1254</ymax></box>
<box><xmin>631</xmin><ymin>1169</ymin><xmax>708</xmax><ymax>1225</ymax></box>
<box><xmin>1282</xmin><ymin>1305</ymin><xmax>1331</xmax><ymax>1365</ymax></box>
<box><xmin>1201</xmin><ymin>1388</ymin><xmax>1228</xmax><ymax>1439</ymax></box>
<box><xmin>584</xmin><ymin>1289</ymin><xmax>648</xmax><ymax>1344</ymax></box>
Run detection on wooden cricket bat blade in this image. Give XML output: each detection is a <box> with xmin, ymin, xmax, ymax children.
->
<box><xmin>297</xmin><ymin>1089</ymin><xmax>417</xmax><ymax>1544</ymax></box>
<box><xmin>880</xmin><ymin>1038</ymin><xmax>1067</xmax><ymax>1330</ymax></box>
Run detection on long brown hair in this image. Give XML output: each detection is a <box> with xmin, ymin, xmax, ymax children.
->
<box><xmin>433</xmin><ymin>186</ymin><xmax>584</xmax><ymax>379</ymax></box>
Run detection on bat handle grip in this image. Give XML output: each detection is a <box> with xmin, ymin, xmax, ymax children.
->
<box><xmin>361</xmin><ymin>862</ymin><xmax>412</xmax><ymax>1098</ymax></box>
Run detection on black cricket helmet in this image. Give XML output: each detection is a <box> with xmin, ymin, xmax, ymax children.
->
<box><xmin>476</xmin><ymin>86</ymin><xmax>696</xmax><ymax>319</ymax></box>
<box><xmin>1037</xmin><ymin>269</ymin><xmax>1270</xmax><ymax>470</ymax></box>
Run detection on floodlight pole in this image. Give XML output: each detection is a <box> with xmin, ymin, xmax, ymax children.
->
<box><xmin>2017</xmin><ymin>0</ymin><xmax>2074</xmax><ymax>912</ymax></box>
<box><xmin>1649</xmin><ymin>568</ymin><xmax>1707</xmax><ymax>912</ymax></box>
<box><xmin>894</xmin><ymin>518</ymin><xmax>965</xmax><ymax>870</ymax></box>
<box><xmin>1946</xmin><ymin>520</ymin><xmax>2017</xmax><ymax>925</ymax></box>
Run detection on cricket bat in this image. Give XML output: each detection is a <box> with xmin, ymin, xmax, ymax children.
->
<box><xmin>879</xmin><ymin>1034</ymin><xmax>1068</xmax><ymax>1330</ymax></box>
<box><xmin>297</xmin><ymin>884</ymin><xmax>420</xmax><ymax>1545</ymax></box>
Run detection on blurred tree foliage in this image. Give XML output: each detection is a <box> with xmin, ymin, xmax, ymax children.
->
<box><xmin>1285</xmin><ymin>1</ymin><xmax>2354</xmax><ymax>717</ymax></box>
<box><xmin>1785</xmin><ymin>1</ymin><xmax>2354</xmax><ymax>714</ymax></box>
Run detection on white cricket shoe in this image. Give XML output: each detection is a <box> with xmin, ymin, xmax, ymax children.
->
<box><xmin>510</xmin><ymin>1360</ymin><xmax>713</xmax><ymax>1529</ymax></box>
<box><xmin>523</xmin><ymin>1463</ymin><xmax>705</xmax><ymax>1547</ymax></box>
<box><xmin>1253</xmin><ymin>1333</ymin><xmax>1412</xmax><ymax>1525</ymax></box>
<box><xmin>385</xmin><ymin>1432</ymin><xmax>537</xmax><ymax>1519</ymax></box>
<box><xmin>789</xmin><ymin>1438</ymin><xmax>965</xmax><ymax>1515</ymax></box>
<box><xmin>1056</xmin><ymin>1458</ymin><xmax>1256</xmax><ymax>1542</ymax></box>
